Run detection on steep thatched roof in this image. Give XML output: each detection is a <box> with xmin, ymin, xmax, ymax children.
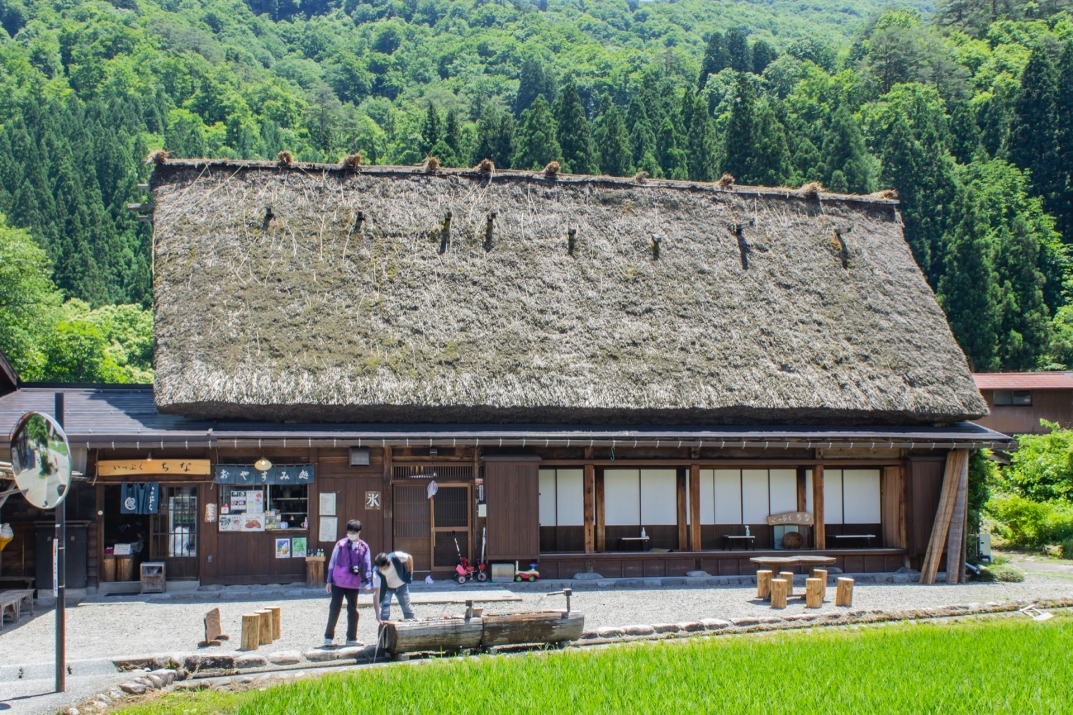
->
<box><xmin>149</xmin><ymin>160</ymin><xmax>986</xmax><ymax>425</ymax></box>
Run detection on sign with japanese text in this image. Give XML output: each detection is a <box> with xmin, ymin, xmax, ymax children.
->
<box><xmin>214</xmin><ymin>464</ymin><xmax>315</xmax><ymax>485</ymax></box>
<box><xmin>98</xmin><ymin>459</ymin><xmax>211</xmax><ymax>477</ymax></box>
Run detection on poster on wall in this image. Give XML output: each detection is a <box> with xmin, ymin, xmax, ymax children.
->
<box><xmin>230</xmin><ymin>491</ymin><xmax>247</xmax><ymax>512</ymax></box>
<box><xmin>292</xmin><ymin>537</ymin><xmax>307</xmax><ymax>558</ymax></box>
<box><xmin>275</xmin><ymin>538</ymin><xmax>291</xmax><ymax>558</ymax></box>
<box><xmin>319</xmin><ymin>492</ymin><xmax>336</xmax><ymax>517</ymax></box>
<box><xmin>240</xmin><ymin>515</ymin><xmax>265</xmax><ymax>532</ymax></box>
<box><xmin>319</xmin><ymin>516</ymin><xmax>338</xmax><ymax>543</ymax></box>
<box><xmin>247</xmin><ymin>491</ymin><xmax>265</xmax><ymax>515</ymax></box>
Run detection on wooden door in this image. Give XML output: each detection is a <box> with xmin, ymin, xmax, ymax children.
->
<box><xmin>432</xmin><ymin>485</ymin><xmax>471</xmax><ymax>570</ymax></box>
<box><xmin>394</xmin><ymin>485</ymin><xmax>432</xmax><ymax>573</ymax></box>
<box><xmin>149</xmin><ymin>485</ymin><xmax>199</xmax><ymax>580</ymax></box>
<box><xmin>485</xmin><ymin>460</ymin><xmax>540</xmax><ymax>562</ymax></box>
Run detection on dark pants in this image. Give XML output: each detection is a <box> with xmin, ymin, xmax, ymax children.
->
<box><xmin>325</xmin><ymin>585</ymin><xmax>360</xmax><ymax>641</ymax></box>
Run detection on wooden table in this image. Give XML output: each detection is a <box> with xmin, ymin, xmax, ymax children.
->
<box><xmin>722</xmin><ymin>535</ymin><xmax>756</xmax><ymax>550</ymax></box>
<box><xmin>749</xmin><ymin>555</ymin><xmax>836</xmax><ymax>575</ymax></box>
<box><xmin>0</xmin><ymin>589</ymin><xmax>34</xmax><ymax>632</ymax></box>
<box><xmin>619</xmin><ymin>536</ymin><xmax>650</xmax><ymax>552</ymax></box>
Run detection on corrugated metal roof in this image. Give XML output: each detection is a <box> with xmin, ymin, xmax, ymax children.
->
<box><xmin>0</xmin><ymin>385</ymin><xmax>1014</xmax><ymax>451</ymax></box>
<box><xmin>973</xmin><ymin>373</ymin><xmax>1073</xmax><ymax>390</ymax></box>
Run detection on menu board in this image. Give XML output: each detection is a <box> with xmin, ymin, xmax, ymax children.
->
<box><xmin>219</xmin><ymin>488</ymin><xmax>267</xmax><ymax>532</ymax></box>
<box><xmin>218</xmin><ymin>514</ymin><xmax>265</xmax><ymax>532</ymax></box>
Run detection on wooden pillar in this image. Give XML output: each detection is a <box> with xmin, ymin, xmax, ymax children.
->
<box><xmin>756</xmin><ymin>570</ymin><xmax>773</xmax><ymax>599</ymax></box>
<box><xmin>676</xmin><ymin>470</ymin><xmax>688</xmax><ymax>551</ymax></box>
<box><xmin>689</xmin><ymin>464</ymin><xmax>701</xmax><ymax>551</ymax></box>
<box><xmin>805</xmin><ymin>578</ymin><xmax>823</xmax><ymax>608</ymax></box>
<box><xmin>796</xmin><ymin>467</ymin><xmax>808</xmax><ymax>512</ymax></box>
<box><xmin>584</xmin><ymin>463</ymin><xmax>595</xmax><ymax>554</ymax></box>
<box><xmin>383</xmin><ymin>446</ymin><xmax>393</xmax><ymax>553</ymax></box>
<box><xmin>920</xmin><ymin>450</ymin><xmax>967</xmax><ymax>585</ymax></box>
<box><xmin>595</xmin><ymin>470</ymin><xmax>605</xmax><ymax>552</ymax></box>
<box><xmin>945</xmin><ymin>452</ymin><xmax>970</xmax><ymax>584</ymax></box>
<box><xmin>812</xmin><ymin>465</ymin><xmax>825</xmax><ymax>550</ymax></box>
<box><xmin>835</xmin><ymin>578</ymin><xmax>854</xmax><ymax>607</ymax></box>
<box><xmin>770</xmin><ymin>579</ymin><xmax>788</xmax><ymax>609</ymax></box>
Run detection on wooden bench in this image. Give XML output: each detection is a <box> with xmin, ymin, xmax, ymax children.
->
<box><xmin>833</xmin><ymin>534</ymin><xmax>875</xmax><ymax>547</ymax></box>
<box><xmin>0</xmin><ymin>589</ymin><xmax>34</xmax><ymax>632</ymax></box>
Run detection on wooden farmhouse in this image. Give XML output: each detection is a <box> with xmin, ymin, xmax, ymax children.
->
<box><xmin>0</xmin><ymin>161</ymin><xmax>1012</xmax><ymax>591</ymax></box>
<box><xmin>972</xmin><ymin>372</ymin><xmax>1073</xmax><ymax>436</ymax></box>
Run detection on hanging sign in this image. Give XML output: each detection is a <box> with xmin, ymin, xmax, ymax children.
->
<box><xmin>215</xmin><ymin>464</ymin><xmax>315</xmax><ymax>485</ymax></box>
<box><xmin>98</xmin><ymin>460</ymin><xmax>211</xmax><ymax>477</ymax></box>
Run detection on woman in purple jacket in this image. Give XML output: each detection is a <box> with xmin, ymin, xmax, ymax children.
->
<box><xmin>323</xmin><ymin>519</ymin><xmax>372</xmax><ymax>646</ymax></box>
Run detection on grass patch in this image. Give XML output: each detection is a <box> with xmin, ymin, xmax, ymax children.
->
<box><xmin>120</xmin><ymin>616</ymin><xmax>1072</xmax><ymax>715</ymax></box>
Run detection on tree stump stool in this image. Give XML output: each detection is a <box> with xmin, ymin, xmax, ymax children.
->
<box><xmin>257</xmin><ymin>609</ymin><xmax>274</xmax><ymax>645</ymax></box>
<box><xmin>241</xmin><ymin>614</ymin><xmax>261</xmax><ymax>650</ymax></box>
<box><xmin>756</xmin><ymin>570</ymin><xmax>773</xmax><ymax>600</ymax></box>
<box><xmin>268</xmin><ymin>606</ymin><xmax>282</xmax><ymax>640</ymax></box>
<box><xmin>805</xmin><ymin>577</ymin><xmax>824</xmax><ymax>608</ymax></box>
<box><xmin>779</xmin><ymin>571</ymin><xmax>795</xmax><ymax>596</ymax></box>
<box><xmin>811</xmin><ymin>568</ymin><xmax>828</xmax><ymax>584</ymax></box>
<box><xmin>770</xmin><ymin>578</ymin><xmax>788</xmax><ymax>609</ymax></box>
<box><xmin>835</xmin><ymin>577</ymin><xmax>854</xmax><ymax>607</ymax></box>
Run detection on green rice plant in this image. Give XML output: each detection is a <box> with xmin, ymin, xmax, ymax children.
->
<box><xmin>119</xmin><ymin>616</ymin><xmax>1072</xmax><ymax>715</ymax></box>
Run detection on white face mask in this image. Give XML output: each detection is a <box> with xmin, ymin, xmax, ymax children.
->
<box><xmin>347</xmin><ymin>533</ymin><xmax>360</xmax><ymax>542</ymax></box>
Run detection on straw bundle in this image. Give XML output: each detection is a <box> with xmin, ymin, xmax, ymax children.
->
<box><xmin>716</xmin><ymin>173</ymin><xmax>735</xmax><ymax>188</ymax></box>
<box><xmin>543</xmin><ymin>161</ymin><xmax>561</xmax><ymax>178</ymax></box>
<box><xmin>149</xmin><ymin>161</ymin><xmax>983</xmax><ymax>425</ymax></box>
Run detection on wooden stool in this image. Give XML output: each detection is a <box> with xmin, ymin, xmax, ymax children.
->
<box><xmin>805</xmin><ymin>577</ymin><xmax>824</xmax><ymax>608</ymax></box>
<box><xmin>257</xmin><ymin>609</ymin><xmax>274</xmax><ymax>645</ymax></box>
<box><xmin>779</xmin><ymin>571</ymin><xmax>795</xmax><ymax>596</ymax></box>
<box><xmin>835</xmin><ymin>577</ymin><xmax>854</xmax><ymax>607</ymax></box>
<box><xmin>756</xmin><ymin>570</ymin><xmax>773</xmax><ymax>600</ymax></box>
<box><xmin>811</xmin><ymin>568</ymin><xmax>828</xmax><ymax>585</ymax></box>
<box><xmin>770</xmin><ymin>578</ymin><xmax>788</xmax><ymax>609</ymax></box>
<box><xmin>241</xmin><ymin>614</ymin><xmax>261</xmax><ymax>650</ymax></box>
<box><xmin>306</xmin><ymin>556</ymin><xmax>326</xmax><ymax>589</ymax></box>
<box><xmin>268</xmin><ymin>606</ymin><xmax>282</xmax><ymax>640</ymax></box>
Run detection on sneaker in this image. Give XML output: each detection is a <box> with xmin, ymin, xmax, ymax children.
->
<box><xmin>345</xmin><ymin>640</ymin><xmax>362</xmax><ymax>647</ymax></box>
<box><xmin>323</xmin><ymin>637</ymin><xmax>333</xmax><ymax>647</ymax></box>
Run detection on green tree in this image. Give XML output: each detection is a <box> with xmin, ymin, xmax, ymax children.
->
<box><xmin>722</xmin><ymin>73</ymin><xmax>756</xmax><ymax>182</ymax></box>
<box><xmin>0</xmin><ymin>215</ymin><xmax>61</xmax><ymax>379</ymax></box>
<box><xmin>752</xmin><ymin>39</ymin><xmax>777</xmax><ymax>75</ymax></box>
<box><xmin>514</xmin><ymin>57</ymin><xmax>557</xmax><ymax>117</ymax></box>
<box><xmin>594</xmin><ymin>100</ymin><xmax>632</xmax><ymax>177</ymax></box>
<box><xmin>747</xmin><ymin>100</ymin><xmax>793</xmax><ymax>186</ymax></box>
<box><xmin>512</xmin><ymin>95</ymin><xmax>561</xmax><ymax>170</ymax></box>
<box><xmin>937</xmin><ymin>187</ymin><xmax>1000</xmax><ymax>371</ymax></box>
<box><xmin>726</xmin><ymin>28</ymin><xmax>752</xmax><ymax>74</ymax></box>
<box><xmin>1009</xmin><ymin>46</ymin><xmax>1062</xmax><ymax>220</ymax></box>
<box><xmin>1054</xmin><ymin>42</ymin><xmax>1073</xmax><ymax>242</ymax></box>
<box><xmin>421</xmin><ymin>103</ymin><xmax>442</xmax><ymax>156</ymax></box>
<box><xmin>656</xmin><ymin>117</ymin><xmax>688</xmax><ymax>180</ymax></box>
<box><xmin>474</xmin><ymin>106</ymin><xmax>515</xmax><ymax>169</ymax></box>
<box><xmin>685</xmin><ymin>96</ymin><xmax>718</xmax><ymax>182</ymax></box>
<box><xmin>822</xmin><ymin>103</ymin><xmax>875</xmax><ymax>194</ymax></box>
<box><xmin>554</xmin><ymin>80</ymin><xmax>598</xmax><ymax>174</ymax></box>
<box><xmin>698</xmin><ymin>31</ymin><xmax>730</xmax><ymax>88</ymax></box>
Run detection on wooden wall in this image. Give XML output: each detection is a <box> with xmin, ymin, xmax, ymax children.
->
<box><xmin>974</xmin><ymin>389</ymin><xmax>1073</xmax><ymax>435</ymax></box>
<box><xmin>907</xmin><ymin>457</ymin><xmax>945</xmax><ymax>559</ymax></box>
<box><xmin>485</xmin><ymin>459</ymin><xmax>539</xmax><ymax>562</ymax></box>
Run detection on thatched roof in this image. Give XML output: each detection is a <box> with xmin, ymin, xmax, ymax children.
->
<box><xmin>149</xmin><ymin>160</ymin><xmax>987</xmax><ymax>425</ymax></box>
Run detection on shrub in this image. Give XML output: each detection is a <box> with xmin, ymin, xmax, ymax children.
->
<box><xmin>1061</xmin><ymin>539</ymin><xmax>1073</xmax><ymax>560</ymax></box>
<box><xmin>987</xmin><ymin>563</ymin><xmax>1026</xmax><ymax>582</ymax></box>
<box><xmin>1000</xmin><ymin>421</ymin><xmax>1073</xmax><ymax>503</ymax></box>
<box><xmin>986</xmin><ymin>494</ymin><xmax>1073</xmax><ymax>548</ymax></box>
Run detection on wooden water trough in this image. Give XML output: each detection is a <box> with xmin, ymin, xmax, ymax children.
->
<box><xmin>379</xmin><ymin>609</ymin><xmax>585</xmax><ymax>656</ymax></box>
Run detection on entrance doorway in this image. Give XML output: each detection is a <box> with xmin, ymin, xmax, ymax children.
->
<box><xmin>149</xmin><ymin>486</ymin><xmax>198</xmax><ymax>580</ymax></box>
<box><xmin>392</xmin><ymin>483</ymin><xmax>471</xmax><ymax>575</ymax></box>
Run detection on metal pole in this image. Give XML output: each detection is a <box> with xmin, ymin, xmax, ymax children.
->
<box><xmin>54</xmin><ymin>392</ymin><xmax>66</xmax><ymax>693</ymax></box>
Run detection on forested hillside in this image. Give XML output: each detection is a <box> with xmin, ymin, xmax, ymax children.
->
<box><xmin>0</xmin><ymin>0</ymin><xmax>1071</xmax><ymax>382</ymax></box>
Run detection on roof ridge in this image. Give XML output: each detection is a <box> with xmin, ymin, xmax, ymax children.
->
<box><xmin>148</xmin><ymin>159</ymin><xmax>900</xmax><ymax>206</ymax></box>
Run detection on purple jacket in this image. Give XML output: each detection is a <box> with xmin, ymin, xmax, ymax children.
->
<box><xmin>327</xmin><ymin>537</ymin><xmax>372</xmax><ymax>589</ymax></box>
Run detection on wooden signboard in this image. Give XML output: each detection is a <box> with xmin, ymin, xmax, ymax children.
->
<box><xmin>766</xmin><ymin>511</ymin><xmax>814</xmax><ymax>526</ymax></box>
<box><xmin>98</xmin><ymin>459</ymin><xmax>211</xmax><ymax>477</ymax></box>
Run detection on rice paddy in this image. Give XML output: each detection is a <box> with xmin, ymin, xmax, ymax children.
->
<box><xmin>119</xmin><ymin>614</ymin><xmax>1072</xmax><ymax>715</ymax></box>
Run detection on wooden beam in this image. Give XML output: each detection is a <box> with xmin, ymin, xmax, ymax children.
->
<box><xmin>920</xmin><ymin>449</ymin><xmax>967</xmax><ymax>585</ymax></box>
<box><xmin>689</xmin><ymin>464</ymin><xmax>701</xmax><ymax>551</ymax></box>
<box><xmin>595</xmin><ymin>469</ymin><xmax>605</xmax><ymax>552</ymax></box>
<box><xmin>812</xmin><ymin>464</ymin><xmax>825</xmax><ymax>550</ymax></box>
<box><xmin>383</xmin><ymin>446</ymin><xmax>393</xmax><ymax>554</ymax></box>
<box><xmin>881</xmin><ymin>465</ymin><xmax>906</xmax><ymax>549</ymax></box>
<box><xmin>796</xmin><ymin>467</ymin><xmax>807</xmax><ymax>511</ymax></box>
<box><xmin>945</xmin><ymin>453</ymin><xmax>970</xmax><ymax>584</ymax></box>
<box><xmin>583</xmin><ymin>463</ymin><xmax>595</xmax><ymax>554</ymax></box>
<box><xmin>676</xmin><ymin>470</ymin><xmax>688</xmax><ymax>551</ymax></box>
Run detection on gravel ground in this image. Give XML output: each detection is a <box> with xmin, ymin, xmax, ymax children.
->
<box><xmin>1</xmin><ymin>573</ymin><xmax>1069</xmax><ymax>667</ymax></box>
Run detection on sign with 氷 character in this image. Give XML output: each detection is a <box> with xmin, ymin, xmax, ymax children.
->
<box><xmin>97</xmin><ymin>459</ymin><xmax>211</xmax><ymax>477</ymax></box>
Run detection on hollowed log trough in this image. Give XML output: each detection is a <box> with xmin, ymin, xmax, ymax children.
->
<box><xmin>380</xmin><ymin>610</ymin><xmax>585</xmax><ymax>656</ymax></box>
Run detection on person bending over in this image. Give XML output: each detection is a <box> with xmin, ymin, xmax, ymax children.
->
<box><xmin>374</xmin><ymin>550</ymin><xmax>416</xmax><ymax>622</ymax></box>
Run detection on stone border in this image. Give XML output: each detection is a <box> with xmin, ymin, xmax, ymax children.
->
<box><xmin>63</xmin><ymin>597</ymin><xmax>1072</xmax><ymax>715</ymax></box>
